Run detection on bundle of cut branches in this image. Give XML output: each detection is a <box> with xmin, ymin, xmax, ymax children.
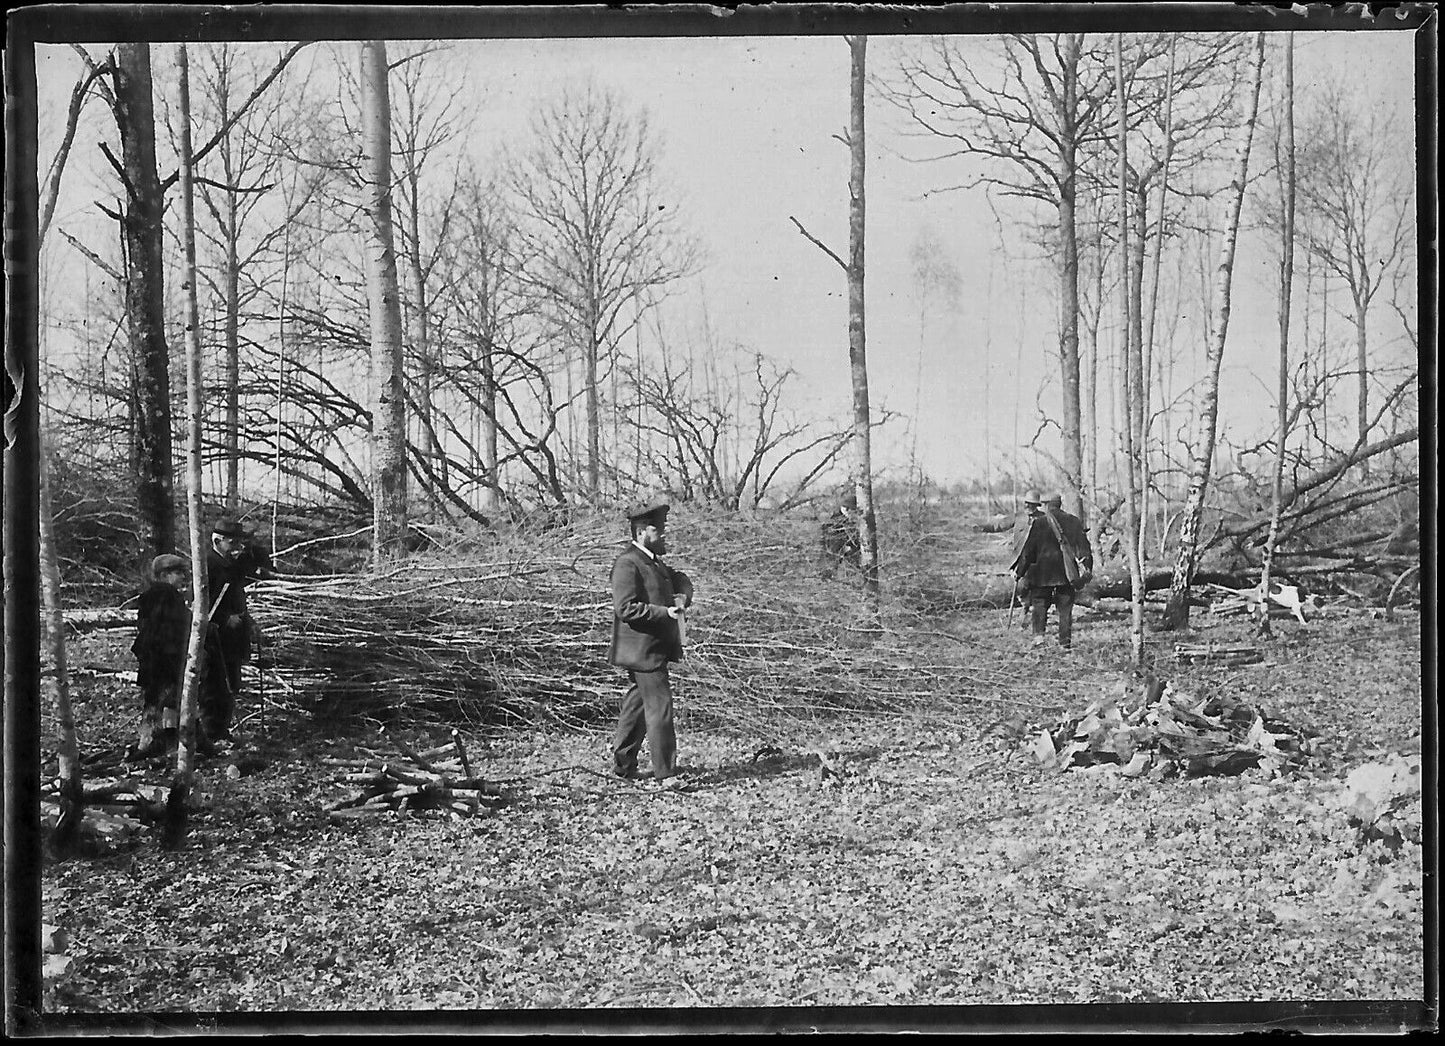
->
<box><xmin>246</xmin><ymin>510</ymin><xmax>1083</xmax><ymax>731</ymax></box>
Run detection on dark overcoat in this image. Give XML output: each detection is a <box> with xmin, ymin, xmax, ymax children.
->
<box><xmin>1016</xmin><ymin>507</ymin><xmax>1093</xmax><ymax>589</ymax></box>
<box><xmin>609</xmin><ymin>544</ymin><xmax>694</xmax><ymax>672</ymax></box>
<box><xmin>133</xmin><ymin>581</ymin><xmax>190</xmax><ymax>689</ymax></box>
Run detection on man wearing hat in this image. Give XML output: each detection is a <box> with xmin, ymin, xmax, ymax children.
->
<box><xmin>1007</xmin><ymin>490</ymin><xmax>1045</xmax><ymax>631</ymax></box>
<box><xmin>609</xmin><ymin>496</ymin><xmax>695</xmax><ymax>785</ymax></box>
<box><xmin>1012</xmin><ymin>491</ymin><xmax>1093</xmax><ymax>650</ymax></box>
<box><xmin>203</xmin><ymin>517</ymin><xmax>275</xmax><ymax>745</ymax></box>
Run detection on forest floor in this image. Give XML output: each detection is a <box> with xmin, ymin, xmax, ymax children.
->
<box><xmin>36</xmin><ymin>594</ymin><xmax>1428</xmax><ymax>1031</ymax></box>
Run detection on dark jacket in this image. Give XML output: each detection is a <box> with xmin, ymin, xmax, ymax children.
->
<box><xmin>133</xmin><ymin>581</ymin><xmax>190</xmax><ymax>689</ymax></box>
<box><xmin>609</xmin><ymin>544</ymin><xmax>695</xmax><ymax>672</ymax></box>
<box><xmin>821</xmin><ymin>508</ymin><xmax>861</xmax><ymax>564</ymax></box>
<box><xmin>1015</xmin><ymin>507</ymin><xmax>1093</xmax><ymax>589</ymax></box>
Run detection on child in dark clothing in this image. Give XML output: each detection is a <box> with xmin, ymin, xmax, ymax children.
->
<box><xmin>130</xmin><ymin>554</ymin><xmax>192</xmax><ymax>757</ymax></box>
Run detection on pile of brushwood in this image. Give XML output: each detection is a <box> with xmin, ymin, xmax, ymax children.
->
<box><xmin>1025</xmin><ymin>677</ymin><xmax>1317</xmax><ymax>778</ymax></box>
<box><xmin>323</xmin><ymin>730</ymin><xmax>506</xmax><ymax>821</ymax></box>
<box><xmin>246</xmin><ymin>511</ymin><xmax>1020</xmax><ymax>734</ymax></box>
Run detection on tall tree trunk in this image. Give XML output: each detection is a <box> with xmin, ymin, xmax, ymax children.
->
<box><xmin>1355</xmin><ymin>291</ymin><xmax>1370</xmax><ymax>478</ymax></box>
<box><xmin>847</xmin><ymin>35</ymin><xmax>881</xmax><ymax>610</ymax></box>
<box><xmin>586</xmin><ymin>319</ymin><xmax>601</xmax><ymax>500</ymax></box>
<box><xmin>1257</xmin><ymin>33</ymin><xmax>1296</xmax><ymax>638</ymax></box>
<box><xmin>479</xmin><ymin>327</ymin><xmax>501</xmax><ymax>514</ymax></box>
<box><xmin>404</xmin><ymin>173</ymin><xmax>446</xmax><ymax>518</ymax></box>
<box><xmin>113</xmin><ymin>43</ymin><xmax>175</xmax><ymax>556</ymax></box>
<box><xmin>359</xmin><ymin>41</ymin><xmax>409</xmax><ymax>565</ymax></box>
<box><xmin>5</xmin><ymin>32</ymin><xmax>44</xmax><ymax>1015</ymax></box>
<box><xmin>223</xmin><ymin>194</ymin><xmax>241</xmax><ymax>511</ymax></box>
<box><xmin>165</xmin><ymin>42</ymin><xmax>210</xmax><ymax>850</ymax></box>
<box><xmin>1141</xmin><ymin>38</ymin><xmax>1177</xmax><ymax>565</ymax></box>
<box><xmin>39</xmin><ymin>438</ymin><xmax>83</xmax><ymax>853</ymax></box>
<box><xmin>1056</xmin><ymin>34</ymin><xmax>1085</xmax><ymax>517</ymax></box>
<box><xmin>1162</xmin><ymin>33</ymin><xmax>1266</xmax><ymax>631</ymax></box>
<box><xmin>1116</xmin><ymin>35</ymin><xmax>1146</xmax><ymax>665</ymax></box>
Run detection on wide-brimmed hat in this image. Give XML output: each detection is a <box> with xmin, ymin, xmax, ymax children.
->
<box><xmin>1043</xmin><ymin>492</ymin><xmax>1064</xmax><ymax>507</ymax></box>
<box><xmin>151</xmin><ymin>553</ymin><xmax>188</xmax><ymax>578</ymax></box>
<box><xmin>625</xmin><ymin>496</ymin><xmax>671</xmax><ymax>523</ymax></box>
<box><xmin>211</xmin><ymin>517</ymin><xmax>247</xmax><ymax>537</ymax></box>
<box><xmin>1022</xmin><ymin>489</ymin><xmax>1043</xmax><ymax>506</ymax></box>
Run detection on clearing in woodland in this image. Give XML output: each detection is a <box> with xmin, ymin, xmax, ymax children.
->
<box><xmin>37</xmin><ymin>510</ymin><xmax>1426</xmax><ymax>1028</ymax></box>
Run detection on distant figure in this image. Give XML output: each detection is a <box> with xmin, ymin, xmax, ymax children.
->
<box><xmin>1013</xmin><ymin>491</ymin><xmax>1094</xmax><ymax>650</ymax></box>
<box><xmin>130</xmin><ymin>554</ymin><xmax>192</xmax><ymax>758</ymax></box>
<box><xmin>203</xmin><ymin>517</ymin><xmax>275</xmax><ymax>747</ymax></box>
<box><xmin>609</xmin><ymin>497</ymin><xmax>695</xmax><ymax>787</ymax></box>
<box><xmin>819</xmin><ymin>493</ymin><xmax>862</xmax><ymax>579</ymax></box>
<box><xmin>1008</xmin><ymin>489</ymin><xmax>1045</xmax><ymax>631</ymax></box>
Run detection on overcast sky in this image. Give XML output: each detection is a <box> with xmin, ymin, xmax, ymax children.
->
<box><xmin>34</xmin><ymin>19</ymin><xmax>1420</xmax><ymax>491</ymax></box>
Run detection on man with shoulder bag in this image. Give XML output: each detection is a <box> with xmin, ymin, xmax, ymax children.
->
<box><xmin>1012</xmin><ymin>491</ymin><xmax>1094</xmax><ymax>651</ymax></box>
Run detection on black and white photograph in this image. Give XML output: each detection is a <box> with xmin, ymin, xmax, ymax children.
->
<box><xmin>3</xmin><ymin>2</ymin><xmax>1434</xmax><ymax>1033</ymax></box>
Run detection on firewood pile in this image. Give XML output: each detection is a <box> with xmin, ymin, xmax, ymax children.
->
<box><xmin>324</xmin><ymin>730</ymin><xmax>506</xmax><ymax>821</ymax></box>
<box><xmin>1024</xmin><ymin>677</ymin><xmax>1315</xmax><ymax>778</ymax></box>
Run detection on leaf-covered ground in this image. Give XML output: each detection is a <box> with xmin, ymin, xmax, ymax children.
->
<box><xmin>39</xmin><ymin>604</ymin><xmax>1425</xmax><ymax>1025</ymax></box>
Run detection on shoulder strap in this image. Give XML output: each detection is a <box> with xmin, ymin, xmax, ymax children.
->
<box><xmin>1042</xmin><ymin>508</ymin><xmax>1076</xmax><ymax>558</ymax></box>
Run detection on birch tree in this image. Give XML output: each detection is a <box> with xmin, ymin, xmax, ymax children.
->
<box><xmin>164</xmin><ymin>42</ymin><xmax>209</xmax><ymax>848</ymax></box>
<box><xmin>1256</xmin><ymin>34</ymin><xmax>1296</xmax><ymax>638</ymax></box>
<box><xmin>358</xmin><ymin>40</ymin><xmax>409</xmax><ymax>564</ymax></box>
<box><xmin>791</xmin><ymin>36</ymin><xmax>881</xmax><ymax>607</ymax></box>
<box><xmin>1114</xmin><ymin>34</ymin><xmax>1146</xmax><ymax>665</ymax></box>
<box><xmin>1161</xmin><ymin>32</ymin><xmax>1266</xmax><ymax>631</ymax></box>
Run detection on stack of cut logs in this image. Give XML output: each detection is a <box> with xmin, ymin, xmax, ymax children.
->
<box><xmin>325</xmin><ymin>729</ymin><xmax>506</xmax><ymax>821</ymax></box>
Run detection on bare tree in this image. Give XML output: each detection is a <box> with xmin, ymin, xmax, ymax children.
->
<box><xmin>1257</xmin><ymin>33</ymin><xmax>1296</xmax><ymax>638</ymax></box>
<box><xmin>1161</xmin><ymin>33</ymin><xmax>1267</xmax><ymax>631</ymax></box>
<box><xmin>390</xmin><ymin>46</ymin><xmax>470</xmax><ymax>518</ymax></box>
<box><xmin>164</xmin><ymin>42</ymin><xmax>208</xmax><ymax>849</ymax></box>
<box><xmin>1114</xmin><ymin>34</ymin><xmax>1147</xmax><ymax>665</ymax></box>
<box><xmin>1293</xmin><ymin>82</ymin><xmax>1412</xmax><ymax>472</ymax></box>
<box><xmin>358</xmin><ymin>40</ymin><xmax>409</xmax><ymax>565</ymax></box>
<box><xmin>886</xmin><ymin>33</ymin><xmax>1128</xmax><ymax>516</ymax></box>
<box><xmin>109</xmin><ymin>43</ymin><xmax>176</xmax><ymax>556</ymax></box>
<box><xmin>793</xmin><ymin>36</ymin><xmax>881</xmax><ymax>606</ymax></box>
<box><xmin>509</xmin><ymin>82</ymin><xmax>697</xmax><ymax>501</ymax></box>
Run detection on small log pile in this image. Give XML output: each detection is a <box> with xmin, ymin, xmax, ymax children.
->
<box><xmin>325</xmin><ymin>730</ymin><xmax>506</xmax><ymax>821</ymax></box>
<box><xmin>1024</xmin><ymin>677</ymin><xmax>1314</xmax><ymax>778</ymax></box>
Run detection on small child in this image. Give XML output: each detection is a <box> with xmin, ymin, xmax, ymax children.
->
<box><xmin>130</xmin><ymin>554</ymin><xmax>192</xmax><ymax>758</ymax></box>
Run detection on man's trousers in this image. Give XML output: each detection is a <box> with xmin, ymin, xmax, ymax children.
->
<box><xmin>611</xmin><ymin>666</ymin><xmax>677</xmax><ymax>780</ymax></box>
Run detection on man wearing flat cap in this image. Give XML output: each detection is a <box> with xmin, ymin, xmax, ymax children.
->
<box><xmin>1012</xmin><ymin>491</ymin><xmax>1093</xmax><ymax>650</ymax></box>
<box><xmin>609</xmin><ymin>497</ymin><xmax>695</xmax><ymax>785</ymax></box>
<box><xmin>203</xmin><ymin>516</ymin><xmax>275</xmax><ymax>746</ymax></box>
